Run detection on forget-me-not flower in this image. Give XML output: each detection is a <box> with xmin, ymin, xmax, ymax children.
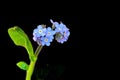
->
<box><xmin>33</xmin><ymin>25</ymin><xmax>55</xmax><ymax>46</ymax></box>
<box><xmin>50</xmin><ymin>19</ymin><xmax>70</xmax><ymax>43</ymax></box>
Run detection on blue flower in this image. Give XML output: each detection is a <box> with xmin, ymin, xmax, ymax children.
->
<box><xmin>46</xmin><ymin>27</ymin><xmax>55</xmax><ymax>37</ymax></box>
<box><xmin>33</xmin><ymin>19</ymin><xmax>70</xmax><ymax>46</ymax></box>
<box><xmin>33</xmin><ymin>25</ymin><xmax>46</xmax><ymax>42</ymax></box>
<box><xmin>41</xmin><ymin>36</ymin><xmax>54</xmax><ymax>46</ymax></box>
<box><xmin>50</xmin><ymin>19</ymin><xmax>70</xmax><ymax>43</ymax></box>
<box><xmin>37</xmin><ymin>25</ymin><xmax>46</xmax><ymax>36</ymax></box>
<box><xmin>33</xmin><ymin>25</ymin><xmax>55</xmax><ymax>46</ymax></box>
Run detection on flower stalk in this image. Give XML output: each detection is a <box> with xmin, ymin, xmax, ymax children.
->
<box><xmin>26</xmin><ymin>45</ymin><xmax>43</xmax><ymax>80</ymax></box>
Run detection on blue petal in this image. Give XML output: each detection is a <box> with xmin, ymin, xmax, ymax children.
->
<box><xmin>38</xmin><ymin>25</ymin><xmax>42</xmax><ymax>29</ymax></box>
<box><xmin>46</xmin><ymin>42</ymin><xmax>50</xmax><ymax>46</ymax></box>
<box><xmin>33</xmin><ymin>29</ymin><xmax>38</xmax><ymax>33</ymax></box>
<box><xmin>47</xmin><ymin>27</ymin><xmax>51</xmax><ymax>31</ymax></box>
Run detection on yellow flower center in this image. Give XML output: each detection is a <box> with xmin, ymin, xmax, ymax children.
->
<box><xmin>39</xmin><ymin>30</ymin><xmax>42</xmax><ymax>34</ymax></box>
<box><xmin>44</xmin><ymin>38</ymin><xmax>48</xmax><ymax>42</ymax></box>
<box><xmin>48</xmin><ymin>32</ymin><xmax>51</xmax><ymax>35</ymax></box>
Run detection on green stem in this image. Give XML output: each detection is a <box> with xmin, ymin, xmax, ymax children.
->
<box><xmin>26</xmin><ymin>61</ymin><xmax>36</xmax><ymax>80</ymax></box>
<box><xmin>35</xmin><ymin>45</ymin><xmax>43</xmax><ymax>57</ymax></box>
<box><xmin>25</xmin><ymin>45</ymin><xmax>43</xmax><ymax>80</ymax></box>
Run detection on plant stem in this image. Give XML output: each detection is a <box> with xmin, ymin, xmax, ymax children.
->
<box><xmin>35</xmin><ymin>45</ymin><xmax>43</xmax><ymax>57</ymax></box>
<box><xmin>25</xmin><ymin>45</ymin><xmax>43</xmax><ymax>80</ymax></box>
<box><xmin>26</xmin><ymin>61</ymin><xmax>36</xmax><ymax>80</ymax></box>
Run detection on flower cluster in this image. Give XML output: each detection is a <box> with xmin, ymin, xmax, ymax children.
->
<box><xmin>33</xmin><ymin>19</ymin><xmax>70</xmax><ymax>46</ymax></box>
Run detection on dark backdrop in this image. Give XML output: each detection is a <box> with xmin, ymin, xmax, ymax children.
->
<box><xmin>0</xmin><ymin>11</ymin><xmax>102</xmax><ymax>79</ymax></box>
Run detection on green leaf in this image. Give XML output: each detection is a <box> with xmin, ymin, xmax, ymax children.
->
<box><xmin>16</xmin><ymin>61</ymin><xmax>29</xmax><ymax>70</ymax></box>
<box><xmin>8</xmin><ymin>26</ymin><xmax>35</xmax><ymax>61</ymax></box>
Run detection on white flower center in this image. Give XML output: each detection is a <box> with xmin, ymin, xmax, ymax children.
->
<box><xmin>39</xmin><ymin>30</ymin><xmax>42</xmax><ymax>34</ymax></box>
<box><xmin>44</xmin><ymin>38</ymin><xmax>48</xmax><ymax>42</ymax></box>
<box><xmin>48</xmin><ymin>32</ymin><xmax>51</xmax><ymax>35</ymax></box>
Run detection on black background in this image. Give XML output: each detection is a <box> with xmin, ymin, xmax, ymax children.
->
<box><xmin>0</xmin><ymin>6</ymin><xmax>105</xmax><ymax>79</ymax></box>
<box><xmin>0</xmin><ymin>15</ymin><xmax>82</xmax><ymax>80</ymax></box>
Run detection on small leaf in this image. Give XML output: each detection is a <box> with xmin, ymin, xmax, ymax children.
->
<box><xmin>8</xmin><ymin>26</ymin><xmax>36</xmax><ymax>61</ymax></box>
<box><xmin>16</xmin><ymin>61</ymin><xmax>29</xmax><ymax>70</ymax></box>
